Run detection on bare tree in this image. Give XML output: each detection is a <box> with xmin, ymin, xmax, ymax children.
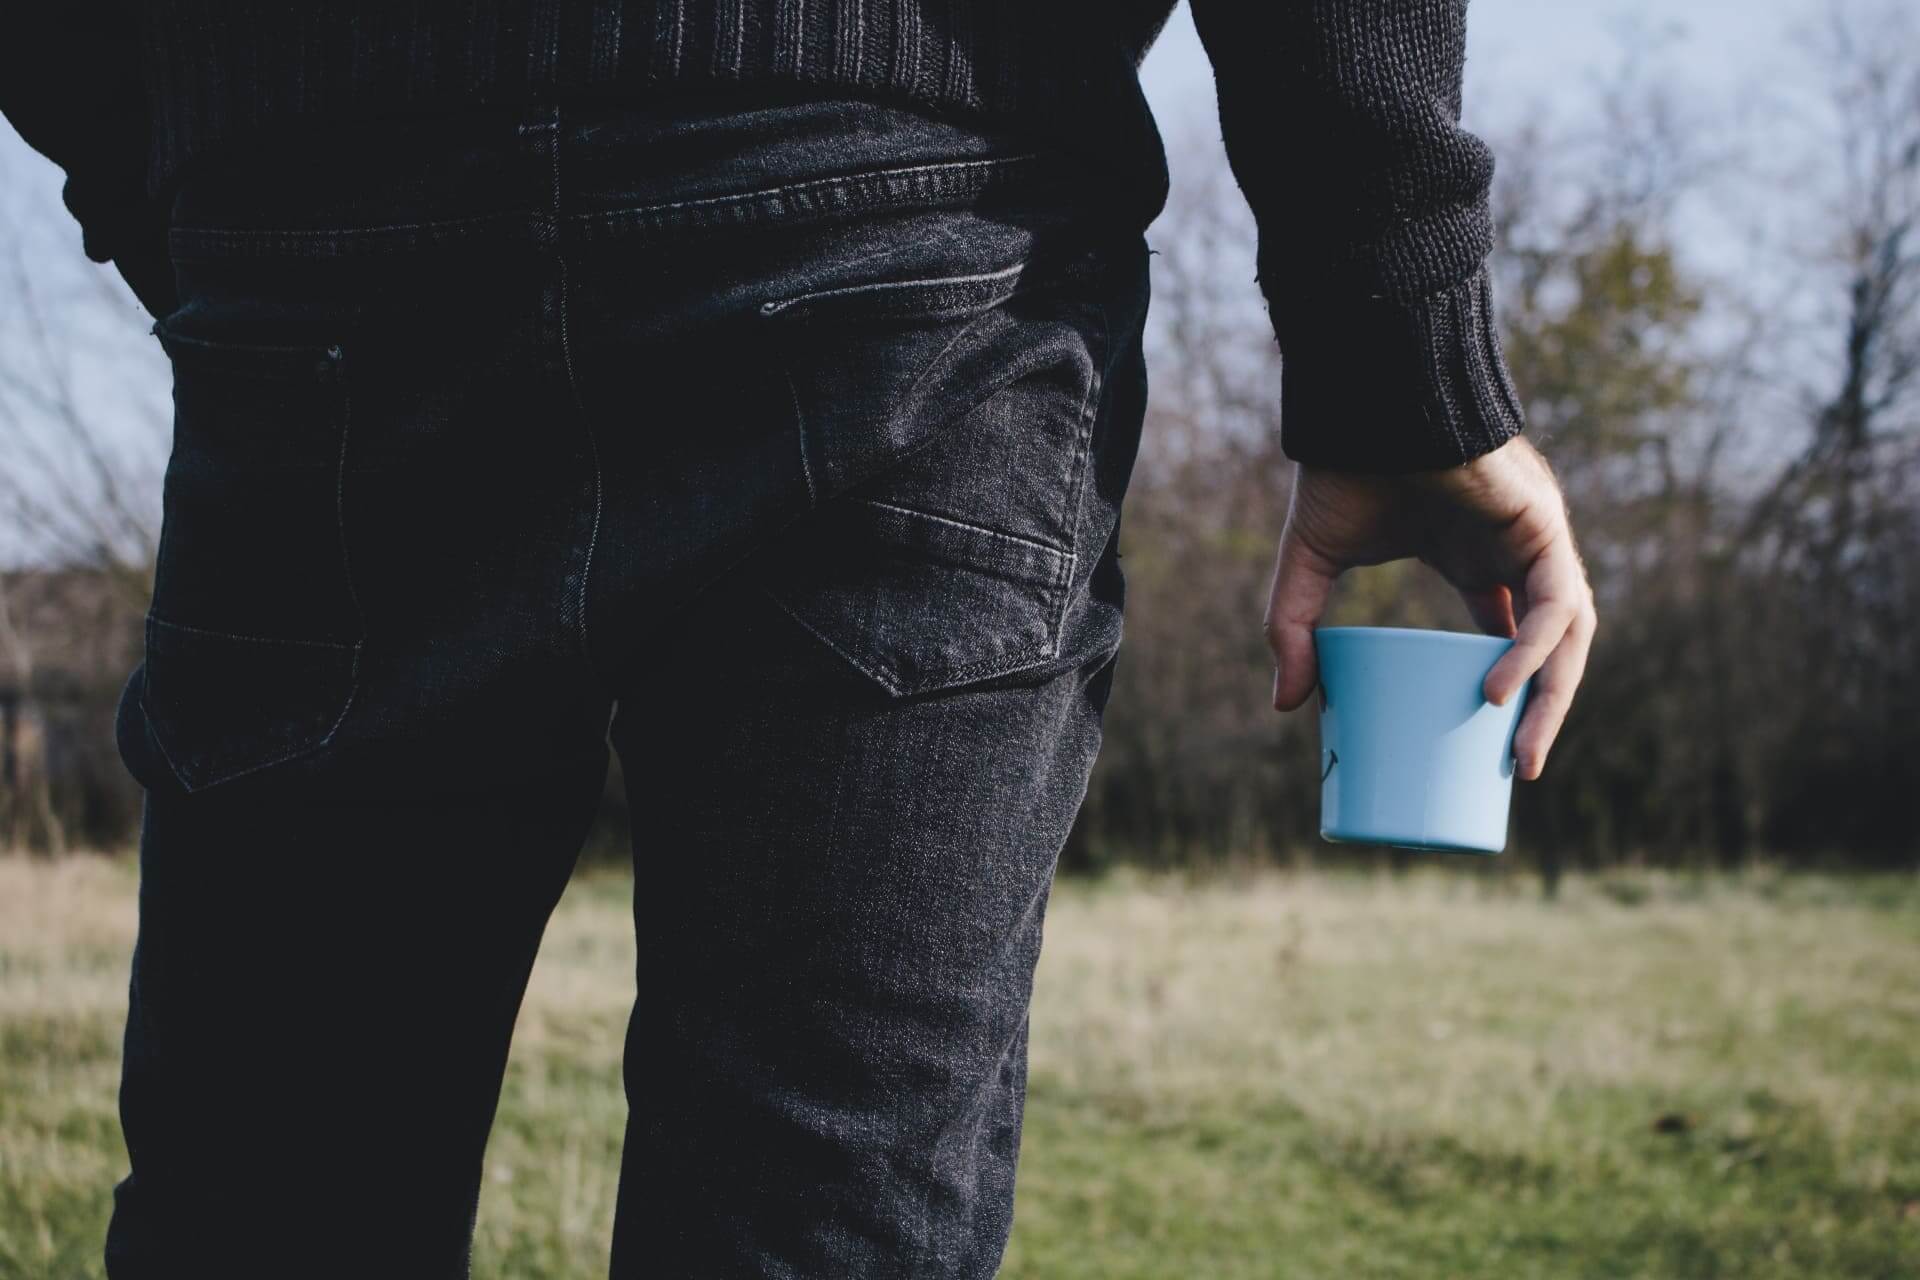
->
<box><xmin>0</xmin><ymin>138</ymin><xmax>167</xmax><ymax>850</ymax></box>
<box><xmin>0</xmin><ymin>136</ymin><xmax>168</xmax><ymax>595</ymax></box>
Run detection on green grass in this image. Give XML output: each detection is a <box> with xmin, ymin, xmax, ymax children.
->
<box><xmin>2</xmin><ymin>856</ymin><xmax>1916</xmax><ymax>1278</ymax></box>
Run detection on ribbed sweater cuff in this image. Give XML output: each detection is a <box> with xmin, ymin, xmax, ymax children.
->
<box><xmin>1273</xmin><ymin>265</ymin><xmax>1527</xmax><ymax>472</ymax></box>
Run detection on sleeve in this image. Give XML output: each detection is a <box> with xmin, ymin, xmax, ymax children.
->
<box><xmin>1</xmin><ymin>7</ymin><xmax>177</xmax><ymax>320</ymax></box>
<box><xmin>1187</xmin><ymin>0</ymin><xmax>1526</xmax><ymax>471</ymax></box>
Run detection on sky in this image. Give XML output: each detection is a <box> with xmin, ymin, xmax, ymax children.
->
<box><xmin>1136</xmin><ymin>0</ymin><xmax>1809</xmax><ymax>208</ymax></box>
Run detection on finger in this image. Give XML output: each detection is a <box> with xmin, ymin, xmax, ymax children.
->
<box><xmin>1511</xmin><ymin>597</ymin><xmax>1597</xmax><ymax>779</ymax></box>
<box><xmin>1459</xmin><ymin>584</ymin><xmax>1517</xmax><ymax>638</ymax></box>
<box><xmin>1483</xmin><ymin>536</ymin><xmax>1583</xmax><ymax>705</ymax></box>
<box><xmin>1265</xmin><ymin>529</ymin><xmax>1339</xmax><ymax>711</ymax></box>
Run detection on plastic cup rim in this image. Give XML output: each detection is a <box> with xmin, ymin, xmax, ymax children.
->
<box><xmin>1313</xmin><ymin>625</ymin><xmax>1513</xmax><ymax>650</ymax></box>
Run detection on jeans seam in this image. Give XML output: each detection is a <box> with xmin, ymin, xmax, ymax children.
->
<box><xmin>763</xmin><ymin>576</ymin><xmax>1070</xmax><ymax>697</ymax></box>
<box><xmin>756</xmin><ymin>255</ymin><xmax>1031</xmax><ymax>321</ymax></box>
<box><xmin>1046</xmin><ymin>300</ymin><xmax>1111</xmax><ymax>650</ymax></box>
<box><xmin>916</xmin><ymin>622</ymin><xmax>1066</xmax><ymax>685</ymax></box>
<box><xmin>586</xmin><ymin>151</ymin><xmax>1036</xmax><ymax>218</ymax></box>
<box><xmin>546</xmin><ymin>101</ymin><xmax>610</xmax><ymax>693</ymax></box>
<box><xmin>572</xmin><ymin>152</ymin><xmax>1047</xmax><ymax>242</ymax></box>
<box><xmin>786</xmin><ymin>367</ymin><xmax>817</xmax><ymax>508</ymax></box>
<box><xmin>761</xmin><ymin>587</ymin><xmax>907</xmax><ymax>695</ymax></box>
<box><xmin>142</xmin><ymin>613</ymin><xmax>359</xmax><ymax>649</ymax></box>
<box><xmin>854</xmin><ymin>497</ymin><xmax>1073</xmax><ymax>563</ymax></box>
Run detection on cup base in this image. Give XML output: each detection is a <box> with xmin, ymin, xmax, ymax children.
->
<box><xmin>1320</xmin><ymin>826</ymin><xmax>1505</xmax><ymax>856</ymax></box>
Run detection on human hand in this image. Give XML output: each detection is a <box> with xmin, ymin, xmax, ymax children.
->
<box><xmin>1263</xmin><ymin>436</ymin><xmax>1596</xmax><ymax>780</ymax></box>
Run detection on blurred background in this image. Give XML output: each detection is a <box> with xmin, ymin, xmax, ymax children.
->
<box><xmin>4</xmin><ymin>0</ymin><xmax>1918</xmax><ymax>881</ymax></box>
<box><xmin>2</xmin><ymin>2</ymin><xmax>1916</xmax><ymax>1277</ymax></box>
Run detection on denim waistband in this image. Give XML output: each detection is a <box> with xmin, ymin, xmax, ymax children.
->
<box><xmin>165</xmin><ymin>91</ymin><xmax>1100</xmax><ymax>261</ymax></box>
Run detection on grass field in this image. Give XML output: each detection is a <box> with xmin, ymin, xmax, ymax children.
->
<box><xmin>2</xmin><ymin>855</ymin><xmax>1917</xmax><ymax>1278</ymax></box>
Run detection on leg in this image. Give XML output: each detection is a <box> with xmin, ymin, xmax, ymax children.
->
<box><xmin>605</xmin><ymin>223</ymin><xmax>1150</xmax><ymax>1277</ymax></box>
<box><xmin>103</xmin><ymin>755</ymin><xmax>609</xmax><ymax>1278</ymax></box>
<box><xmin>608</xmin><ymin>587</ymin><xmax>1123</xmax><ymax>1279</ymax></box>
<box><xmin>105</xmin><ymin>162</ymin><xmax>620</xmax><ymax>1272</ymax></box>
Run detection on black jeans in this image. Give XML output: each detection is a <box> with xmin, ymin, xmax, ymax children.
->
<box><xmin>106</xmin><ymin>91</ymin><xmax>1150</xmax><ymax>1279</ymax></box>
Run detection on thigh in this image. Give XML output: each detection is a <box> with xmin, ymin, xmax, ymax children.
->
<box><xmin>104</xmin><ymin>755</ymin><xmax>610</xmax><ymax>1278</ymax></box>
<box><xmin>106</xmin><ymin>189</ymin><xmax>620</xmax><ymax>1276</ymax></box>
<box><xmin>607</xmin><ymin>226</ymin><xmax>1149</xmax><ymax>1278</ymax></box>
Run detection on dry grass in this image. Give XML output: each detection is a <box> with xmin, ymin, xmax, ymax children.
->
<box><xmin>1010</xmin><ymin>868</ymin><xmax>1920</xmax><ymax>1278</ymax></box>
<box><xmin>1</xmin><ymin>855</ymin><xmax>1916</xmax><ymax>1278</ymax></box>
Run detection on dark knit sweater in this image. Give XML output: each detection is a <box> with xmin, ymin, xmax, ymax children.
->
<box><xmin>0</xmin><ymin>2</ymin><xmax>1524</xmax><ymax>472</ymax></box>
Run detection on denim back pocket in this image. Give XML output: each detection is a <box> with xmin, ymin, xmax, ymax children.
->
<box><xmin>755</xmin><ymin>255</ymin><xmax>1035</xmax><ymax>326</ymax></box>
<box><xmin>752</xmin><ymin>238</ymin><xmax>1114</xmax><ymax>697</ymax></box>
<box><xmin>141</xmin><ymin>320</ymin><xmax>365</xmax><ymax>792</ymax></box>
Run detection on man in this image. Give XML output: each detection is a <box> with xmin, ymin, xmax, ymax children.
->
<box><xmin>3</xmin><ymin>3</ymin><xmax>1593</xmax><ymax>1276</ymax></box>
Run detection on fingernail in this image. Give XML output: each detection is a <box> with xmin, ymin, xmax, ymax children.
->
<box><xmin>1272</xmin><ymin>667</ymin><xmax>1283</xmax><ymax>710</ymax></box>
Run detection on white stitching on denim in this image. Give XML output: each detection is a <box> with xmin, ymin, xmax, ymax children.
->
<box><xmin>762</xmin><ymin>589</ymin><xmax>906</xmax><ymax>695</ymax></box>
<box><xmin>151</xmin><ymin>323</ymin><xmax>344</xmax><ymax>358</ymax></box>
<box><xmin>144</xmin><ymin>647</ymin><xmax>364</xmax><ymax>793</ymax></box>
<box><xmin>757</xmin><ymin>256</ymin><xmax>1029</xmax><ymax>318</ymax></box>
<box><xmin>761</xmin><ymin>580</ymin><xmax>1066</xmax><ymax>698</ymax></box>
<box><xmin>1047</xmin><ymin>293</ymin><xmax>1114</xmax><ymax>651</ymax></box>
<box><xmin>547</xmin><ymin>103</ymin><xmax>609</xmax><ymax>690</ymax></box>
<box><xmin>611</xmin><ymin>152</ymin><xmax>1038</xmax><ymax>218</ymax></box>
<box><xmin>581</xmin><ymin>152</ymin><xmax>1040</xmax><ymax>229</ymax></box>
<box><xmin>853</xmin><ymin>497</ymin><xmax>1072</xmax><ymax>562</ymax></box>
<box><xmin>785</xmin><ymin>369</ymin><xmax>817</xmax><ymax>508</ymax></box>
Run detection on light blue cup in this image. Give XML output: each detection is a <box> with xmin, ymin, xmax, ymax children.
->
<box><xmin>1314</xmin><ymin>626</ymin><xmax>1532</xmax><ymax>854</ymax></box>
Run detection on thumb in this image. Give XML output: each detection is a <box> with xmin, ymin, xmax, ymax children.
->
<box><xmin>1266</xmin><ymin>527</ymin><xmax>1338</xmax><ymax>712</ymax></box>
